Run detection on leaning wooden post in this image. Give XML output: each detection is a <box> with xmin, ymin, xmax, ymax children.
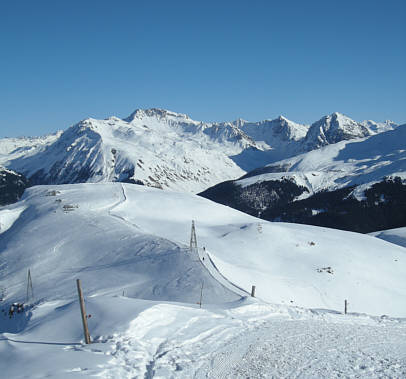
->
<box><xmin>251</xmin><ymin>285</ymin><xmax>256</xmax><ymax>297</ymax></box>
<box><xmin>344</xmin><ymin>299</ymin><xmax>348</xmax><ymax>315</ymax></box>
<box><xmin>76</xmin><ymin>279</ymin><xmax>91</xmax><ymax>344</ymax></box>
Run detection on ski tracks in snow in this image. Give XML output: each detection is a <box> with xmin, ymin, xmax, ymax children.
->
<box><xmin>94</xmin><ymin>303</ymin><xmax>246</xmax><ymax>378</ymax></box>
<box><xmin>108</xmin><ymin>184</ymin><xmax>141</xmax><ymax>231</ymax></box>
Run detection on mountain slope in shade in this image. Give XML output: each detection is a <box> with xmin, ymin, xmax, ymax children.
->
<box><xmin>3</xmin><ymin>109</ymin><xmax>400</xmax><ymax>192</ymax></box>
<box><xmin>370</xmin><ymin>227</ymin><xmax>406</xmax><ymax>248</ymax></box>
<box><xmin>0</xmin><ymin>167</ymin><xmax>29</xmax><ymax>206</ymax></box>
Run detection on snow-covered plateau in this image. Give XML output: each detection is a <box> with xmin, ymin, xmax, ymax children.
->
<box><xmin>0</xmin><ymin>183</ymin><xmax>405</xmax><ymax>378</ymax></box>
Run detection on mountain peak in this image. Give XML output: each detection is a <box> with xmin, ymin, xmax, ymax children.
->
<box><xmin>304</xmin><ymin>112</ymin><xmax>370</xmax><ymax>149</ymax></box>
<box><xmin>125</xmin><ymin>108</ymin><xmax>190</xmax><ymax>122</ymax></box>
<box><xmin>277</xmin><ymin>115</ymin><xmax>289</xmax><ymax>122</ymax></box>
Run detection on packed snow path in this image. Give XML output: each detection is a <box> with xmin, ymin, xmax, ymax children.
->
<box><xmin>196</xmin><ymin>318</ymin><xmax>406</xmax><ymax>378</ymax></box>
<box><xmin>61</xmin><ymin>303</ymin><xmax>406</xmax><ymax>378</ymax></box>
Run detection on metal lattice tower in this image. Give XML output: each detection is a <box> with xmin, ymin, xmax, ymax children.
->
<box><xmin>26</xmin><ymin>269</ymin><xmax>34</xmax><ymax>303</ymax></box>
<box><xmin>190</xmin><ymin>220</ymin><xmax>198</xmax><ymax>254</ymax></box>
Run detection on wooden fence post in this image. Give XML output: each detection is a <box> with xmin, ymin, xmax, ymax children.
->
<box><xmin>76</xmin><ymin>279</ymin><xmax>91</xmax><ymax>344</ymax></box>
<box><xmin>251</xmin><ymin>285</ymin><xmax>256</xmax><ymax>297</ymax></box>
<box><xmin>199</xmin><ymin>281</ymin><xmax>204</xmax><ymax>308</ymax></box>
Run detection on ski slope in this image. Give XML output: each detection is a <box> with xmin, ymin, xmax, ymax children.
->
<box><xmin>0</xmin><ymin>183</ymin><xmax>405</xmax><ymax>377</ymax></box>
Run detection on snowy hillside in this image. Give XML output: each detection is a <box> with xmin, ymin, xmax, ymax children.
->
<box><xmin>2</xmin><ymin>109</ymin><xmax>398</xmax><ymax>193</ymax></box>
<box><xmin>242</xmin><ymin>123</ymin><xmax>406</xmax><ymax>197</ymax></box>
<box><xmin>1</xmin><ymin>183</ymin><xmax>405</xmax><ymax>315</ymax></box>
<box><xmin>370</xmin><ymin>227</ymin><xmax>406</xmax><ymax>248</ymax></box>
<box><xmin>0</xmin><ymin>183</ymin><xmax>405</xmax><ymax>377</ymax></box>
<box><xmin>201</xmin><ymin>124</ymin><xmax>406</xmax><ymax>232</ymax></box>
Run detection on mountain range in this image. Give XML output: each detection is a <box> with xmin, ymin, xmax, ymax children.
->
<box><xmin>1</xmin><ymin>108</ymin><xmax>404</xmax><ymax>232</ymax></box>
<box><xmin>0</xmin><ymin>109</ymin><xmax>399</xmax><ymax>192</ymax></box>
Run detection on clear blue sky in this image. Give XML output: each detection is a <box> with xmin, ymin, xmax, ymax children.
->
<box><xmin>1</xmin><ymin>0</ymin><xmax>405</xmax><ymax>137</ymax></box>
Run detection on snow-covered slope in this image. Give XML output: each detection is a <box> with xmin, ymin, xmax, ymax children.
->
<box><xmin>370</xmin><ymin>227</ymin><xmax>406</xmax><ymax>248</ymax></box>
<box><xmin>3</xmin><ymin>109</ymin><xmax>398</xmax><ymax>193</ymax></box>
<box><xmin>1</xmin><ymin>183</ymin><xmax>405</xmax><ymax>316</ymax></box>
<box><xmin>239</xmin><ymin>123</ymin><xmax>406</xmax><ymax>198</ymax></box>
<box><xmin>1</xmin><ymin>183</ymin><xmax>405</xmax><ymax>377</ymax></box>
<box><xmin>361</xmin><ymin>119</ymin><xmax>398</xmax><ymax>134</ymax></box>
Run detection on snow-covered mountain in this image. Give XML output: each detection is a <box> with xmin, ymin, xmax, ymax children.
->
<box><xmin>0</xmin><ymin>183</ymin><xmax>405</xmax><ymax>377</ymax></box>
<box><xmin>303</xmin><ymin>112</ymin><xmax>371</xmax><ymax>150</ymax></box>
<box><xmin>2</xmin><ymin>109</ymin><xmax>398</xmax><ymax>193</ymax></box>
<box><xmin>5</xmin><ymin>109</ymin><xmax>257</xmax><ymax>193</ymax></box>
<box><xmin>200</xmin><ymin>124</ymin><xmax>406</xmax><ymax>232</ymax></box>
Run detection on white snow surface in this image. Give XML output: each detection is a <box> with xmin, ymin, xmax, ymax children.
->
<box><xmin>0</xmin><ymin>183</ymin><xmax>405</xmax><ymax>377</ymax></box>
<box><xmin>237</xmin><ymin>124</ymin><xmax>406</xmax><ymax>199</ymax></box>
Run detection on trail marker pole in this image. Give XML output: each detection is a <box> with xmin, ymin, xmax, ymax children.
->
<box><xmin>76</xmin><ymin>279</ymin><xmax>91</xmax><ymax>344</ymax></box>
<box><xmin>26</xmin><ymin>269</ymin><xmax>34</xmax><ymax>303</ymax></box>
<box><xmin>251</xmin><ymin>285</ymin><xmax>256</xmax><ymax>297</ymax></box>
<box><xmin>344</xmin><ymin>299</ymin><xmax>348</xmax><ymax>315</ymax></box>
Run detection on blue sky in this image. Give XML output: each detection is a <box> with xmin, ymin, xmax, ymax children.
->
<box><xmin>1</xmin><ymin>0</ymin><xmax>405</xmax><ymax>137</ymax></box>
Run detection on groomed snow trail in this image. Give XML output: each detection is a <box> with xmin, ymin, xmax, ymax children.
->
<box><xmin>196</xmin><ymin>318</ymin><xmax>406</xmax><ymax>378</ymax></box>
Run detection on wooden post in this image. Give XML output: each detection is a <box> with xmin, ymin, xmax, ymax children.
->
<box><xmin>199</xmin><ymin>281</ymin><xmax>204</xmax><ymax>309</ymax></box>
<box><xmin>76</xmin><ymin>279</ymin><xmax>91</xmax><ymax>344</ymax></box>
<box><xmin>344</xmin><ymin>299</ymin><xmax>348</xmax><ymax>315</ymax></box>
<box><xmin>251</xmin><ymin>285</ymin><xmax>256</xmax><ymax>297</ymax></box>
